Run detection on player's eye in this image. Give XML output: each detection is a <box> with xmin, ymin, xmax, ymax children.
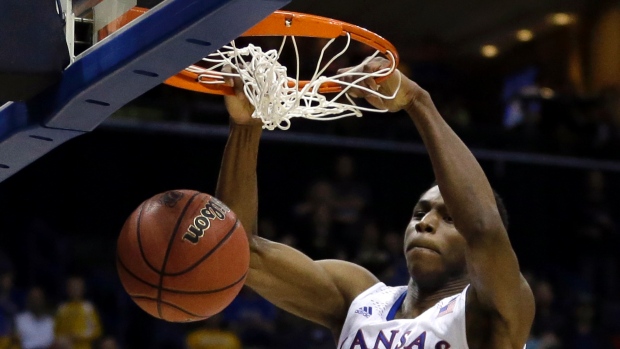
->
<box><xmin>413</xmin><ymin>211</ymin><xmax>426</xmax><ymax>220</ymax></box>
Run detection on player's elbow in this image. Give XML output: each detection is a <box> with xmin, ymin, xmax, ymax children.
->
<box><xmin>247</xmin><ymin>236</ymin><xmax>275</xmax><ymax>270</ymax></box>
<box><xmin>249</xmin><ymin>234</ymin><xmax>275</xmax><ymax>257</ymax></box>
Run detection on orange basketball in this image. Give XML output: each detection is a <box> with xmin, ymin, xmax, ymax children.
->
<box><xmin>116</xmin><ymin>190</ymin><xmax>249</xmax><ymax>322</ymax></box>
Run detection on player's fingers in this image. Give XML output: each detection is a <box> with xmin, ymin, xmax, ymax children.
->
<box><xmin>365</xmin><ymin>94</ymin><xmax>385</xmax><ymax>109</ymax></box>
<box><xmin>366</xmin><ymin>75</ymin><xmax>379</xmax><ymax>91</ymax></box>
<box><xmin>349</xmin><ymin>63</ymin><xmax>378</xmax><ymax>93</ymax></box>
<box><xmin>347</xmin><ymin>88</ymin><xmax>366</xmax><ymax>98</ymax></box>
<box><xmin>337</xmin><ymin>66</ymin><xmax>362</xmax><ymax>87</ymax></box>
<box><xmin>347</xmin><ymin>77</ymin><xmax>374</xmax><ymax>98</ymax></box>
<box><xmin>337</xmin><ymin>66</ymin><xmax>358</xmax><ymax>76</ymax></box>
<box><xmin>342</xmin><ymin>78</ymin><xmax>370</xmax><ymax>98</ymax></box>
<box><xmin>222</xmin><ymin>66</ymin><xmax>243</xmax><ymax>88</ymax></box>
<box><xmin>222</xmin><ymin>65</ymin><xmax>234</xmax><ymax>87</ymax></box>
<box><xmin>341</xmin><ymin>57</ymin><xmax>392</xmax><ymax>97</ymax></box>
<box><xmin>366</xmin><ymin>57</ymin><xmax>391</xmax><ymax>72</ymax></box>
<box><xmin>222</xmin><ymin>65</ymin><xmax>246</xmax><ymax>97</ymax></box>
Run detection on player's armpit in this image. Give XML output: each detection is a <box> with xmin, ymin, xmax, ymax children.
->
<box><xmin>246</xmin><ymin>237</ymin><xmax>380</xmax><ymax>332</ymax></box>
<box><xmin>465</xmin><ymin>227</ymin><xmax>535</xmax><ymax>346</ymax></box>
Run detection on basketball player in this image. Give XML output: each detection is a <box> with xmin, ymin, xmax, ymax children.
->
<box><xmin>215</xmin><ymin>57</ymin><xmax>535</xmax><ymax>349</ymax></box>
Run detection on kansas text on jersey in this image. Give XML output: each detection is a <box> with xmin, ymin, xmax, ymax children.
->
<box><xmin>337</xmin><ymin>283</ymin><xmax>469</xmax><ymax>349</ymax></box>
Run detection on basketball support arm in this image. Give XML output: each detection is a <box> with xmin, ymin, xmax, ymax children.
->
<box><xmin>0</xmin><ymin>0</ymin><xmax>289</xmax><ymax>183</ymax></box>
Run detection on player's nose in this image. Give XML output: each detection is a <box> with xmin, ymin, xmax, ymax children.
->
<box><xmin>415</xmin><ymin>214</ymin><xmax>437</xmax><ymax>234</ymax></box>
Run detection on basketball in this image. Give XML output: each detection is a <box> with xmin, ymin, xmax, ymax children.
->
<box><xmin>116</xmin><ymin>190</ymin><xmax>249</xmax><ymax>322</ymax></box>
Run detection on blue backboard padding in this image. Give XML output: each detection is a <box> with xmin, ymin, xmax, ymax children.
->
<box><xmin>0</xmin><ymin>0</ymin><xmax>289</xmax><ymax>182</ymax></box>
<box><xmin>0</xmin><ymin>126</ymin><xmax>84</xmax><ymax>176</ymax></box>
<box><xmin>0</xmin><ymin>102</ymin><xmax>28</xmax><ymax>141</ymax></box>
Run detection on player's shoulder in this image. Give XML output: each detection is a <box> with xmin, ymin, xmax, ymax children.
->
<box><xmin>355</xmin><ymin>281</ymin><xmax>406</xmax><ymax>301</ymax></box>
<box><xmin>316</xmin><ymin>259</ymin><xmax>381</xmax><ymax>305</ymax></box>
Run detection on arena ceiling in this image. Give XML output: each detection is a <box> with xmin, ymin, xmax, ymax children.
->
<box><xmin>283</xmin><ymin>0</ymin><xmax>590</xmax><ymax>57</ymax></box>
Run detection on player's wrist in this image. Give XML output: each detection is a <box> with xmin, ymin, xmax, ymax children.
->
<box><xmin>228</xmin><ymin>121</ymin><xmax>263</xmax><ymax>147</ymax></box>
<box><xmin>403</xmin><ymin>84</ymin><xmax>431</xmax><ymax>116</ymax></box>
<box><xmin>230</xmin><ymin>119</ymin><xmax>264</xmax><ymax>129</ymax></box>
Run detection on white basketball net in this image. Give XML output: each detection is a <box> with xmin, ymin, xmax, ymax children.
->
<box><xmin>186</xmin><ymin>34</ymin><xmax>399</xmax><ymax>130</ymax></box>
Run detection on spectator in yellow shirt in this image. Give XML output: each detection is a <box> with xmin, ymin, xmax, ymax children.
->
<box><xmin>185</xmin><ymin>313</ymin><xmax>241</xmax><ymax>349</ymax></box>
<box><xmin>55</xmin><ymin>277</ymin><xmax>102</xmax><ymax>349</ymax></box>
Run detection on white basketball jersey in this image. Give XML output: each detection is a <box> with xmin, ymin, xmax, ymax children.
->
<box><xmin>337</xmin><ymin>282</ymin><xmax>469</xmax><ymax>349</ymax></box>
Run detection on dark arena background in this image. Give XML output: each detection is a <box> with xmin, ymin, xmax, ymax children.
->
<box><xmin>0</xmin><ymin>0</ymin><xmax>620</xmax><ymax>348</ymax></box>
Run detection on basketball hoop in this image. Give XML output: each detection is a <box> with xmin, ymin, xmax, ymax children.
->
<box><xmin>109</xmin><ymin>9</ymin><xmax>401</xmax><ymax>130</ymax></box>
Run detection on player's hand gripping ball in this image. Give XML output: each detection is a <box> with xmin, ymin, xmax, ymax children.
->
<box><xmin>116</xmin><ymin>190</ymin><xmax>249</xmax><ymax>322</ymax></box>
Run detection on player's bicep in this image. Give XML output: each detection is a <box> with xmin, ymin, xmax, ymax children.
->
<box><xmin>466</xmin><ymin>228</ymin><xmax>534</xmax><ymax>337</ymax></box>
<box><xmin>246</xmin><ymin>237</ymin><xmax>379</xmax><ymax>330</ymax></box>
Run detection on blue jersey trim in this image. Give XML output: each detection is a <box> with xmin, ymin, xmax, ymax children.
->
<box><xmin>386</xmin><ymin>290</ymin><xmax>407</xmax><ymax>320</ymax></box>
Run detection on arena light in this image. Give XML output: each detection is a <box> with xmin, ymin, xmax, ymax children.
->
<box><xmin>481</xmin><ymin>45</ymin><xmax>499</xmax><ymax>58</ymax></box>
<box><xmin>516</xmin><ymin>29</ymin><xmax>534</xmax><ymax>42</ymax></box>
<box><xmin>549</xmin><ymin>13</ymin><xmax>576</xmax><ymax>26</ymax></box>
<box><xmin>540</xmin><ymin>87</ymin><xmax>555</xmax><ymax>99</ymax></box>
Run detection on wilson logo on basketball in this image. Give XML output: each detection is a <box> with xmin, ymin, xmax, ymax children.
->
<box><xmin>182</xmin><ymin>198</ymin><xmax>230</xmax><ymax>244</ymax></box>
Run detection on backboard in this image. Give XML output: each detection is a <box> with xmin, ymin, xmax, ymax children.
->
<box><xmin>0</xmin><ymin>0</ymin><xmax>289</xmax><ymax>182</ymax></box>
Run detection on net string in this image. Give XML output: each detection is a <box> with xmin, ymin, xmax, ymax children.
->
<box><xmin>186</xmin><ymin>34</ymin><xmax>400</xmax><ymax>130</ymax></box>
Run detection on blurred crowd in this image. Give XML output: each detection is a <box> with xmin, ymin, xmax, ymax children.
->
<box><xmin>1</xmin><ymin>151</ymin><xmax>619</xmax><ymax>349</ymax></box>
<box><xmin>0</xmin><ymin>269</ymin><xmax>108</xmax><ymax>349</ymax></box>
<box><xmin>2</xmin><ymin>16</ymin><xmax>620</xmax><ymax>349</ymax></box>
<box><xmin>123</xmin><ymin>34</ymin><xmax>620</xmax><ymax>163</ymax></box>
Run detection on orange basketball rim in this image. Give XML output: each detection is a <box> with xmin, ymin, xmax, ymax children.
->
<box><xmin>103</xmin><ymin>8</ymin><xmax>400</xmax><ymax>96</ymax></box>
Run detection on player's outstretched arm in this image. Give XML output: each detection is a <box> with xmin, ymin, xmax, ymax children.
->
<box><xmin>215</xmin><ymin>77</ymin><xmax>379</xmax><ymax>334</ymax></box>
<box><xmin>347</xmin><ymin>58</ymin><xmax>535</xmax><ymax>347</ymax></box>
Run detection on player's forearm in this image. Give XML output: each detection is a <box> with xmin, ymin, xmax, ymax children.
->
<box><xmin>405</xmin><ymin>91</ymin><xmax>503</xmax><ymax>238</ymax></box>
<box><xmin>215</xmin><ymin>122</ymin><xmax>262</xmax><ymax>239</ymax></box>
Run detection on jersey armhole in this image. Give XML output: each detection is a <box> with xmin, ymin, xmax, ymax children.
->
<box><xmin>386</xmin><ymin>290</ymin><xmax>407</xmax><ymax>321</ymax></box>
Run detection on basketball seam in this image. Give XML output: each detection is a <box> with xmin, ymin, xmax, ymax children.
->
<box><xmin>156</xmin><ymin>192</ymin><xmax>202</xmax><ymax>319</ymax></box>
<box><xmin>117</xmin><ymin>255</ymin><xmax>247</xmax><ymax>294</ymax></box>
<box><xmin>130</xmin><ymin>295</ymin><xmax>208</xmax><ymax>319</ymax></box>
<box><xmin>136</xmin><ymin>202</ymin><xmax>162</xmax><ymax>274</ymax></box>
<box><xmin>163</xmin><ymin>219</ymin><xmax>241</xmax><ymax>276</ymax></box>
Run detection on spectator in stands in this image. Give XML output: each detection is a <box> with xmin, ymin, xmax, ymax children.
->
<box><xmin>293</xmin><ymin>180</ymin><xmax>344</xmax><ymax>259</ymax></box>
<box><xmin>329</xmin><ymin>155</ymin><xmax>371</xmax><ymax>242</ymax></box>
<box><xmin>353</xmin><ymin>220</ymin><xmax>389</xmax><ymax>276</ymax></box>
<box><xmin>293</xmin><ymin>181</ymin><xmax>335</xmax><ymax>221</ymax></box>
<box><xmin>528</xmin><ymin>279</ymin><xmax>565</xmax><ymax>349</ymax></box>
<box><xmin>590</xmin><ymin>85</ymin><xmax>620</xmax><ymax>157</ymax></box>
<box><xmin>95</xmin><ymin>337</ymin><xmax>119</xmax><ymax>349</ymax></box>
<box><xmin>15</xmin><ymin>287</ymin><xmax>55</xmax><ymax>349</ymax></box>
<box><xmin>185</xmin><ymin>313</ymin><xmax>241</xmax><ymax>349</ymax></box>
<box><xmin>0</xmin><ymin>256</ymin><xmax>19</xmax><ymax>349</ymax></box>
<box><xmin>55</xmin><ymin>276</ymin><xmax>102</xmax><ymax>349</ymax></box>
<box><xmin>222</xmin><ymin>287</ymin><xmax>276</xmax><ymax>348</ymax></box>
<box><xmin>380</xmin><ymin>231</ymin><xmax>410</xmax><ymax>286</ymax></box>
<box><xmin>566</xmin><ymin>294</ymin><xmax>609</xmax><ymax>349</ymax></box>
<box><xmin>76</xmin><ymin>336</ymin><xmax>119</xmax><ymax>349</ymax></box>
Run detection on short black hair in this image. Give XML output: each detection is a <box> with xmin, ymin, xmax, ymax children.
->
<box><xmin>427</xmin><ymin>181</ymin><xmax>509</xmax><ymax>230</ymax></box>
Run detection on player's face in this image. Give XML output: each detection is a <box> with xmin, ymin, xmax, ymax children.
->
<box><xmin>403</xmin><ymin>186</ymin><xmax>467</xmax><ymax>288</ymax></box>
